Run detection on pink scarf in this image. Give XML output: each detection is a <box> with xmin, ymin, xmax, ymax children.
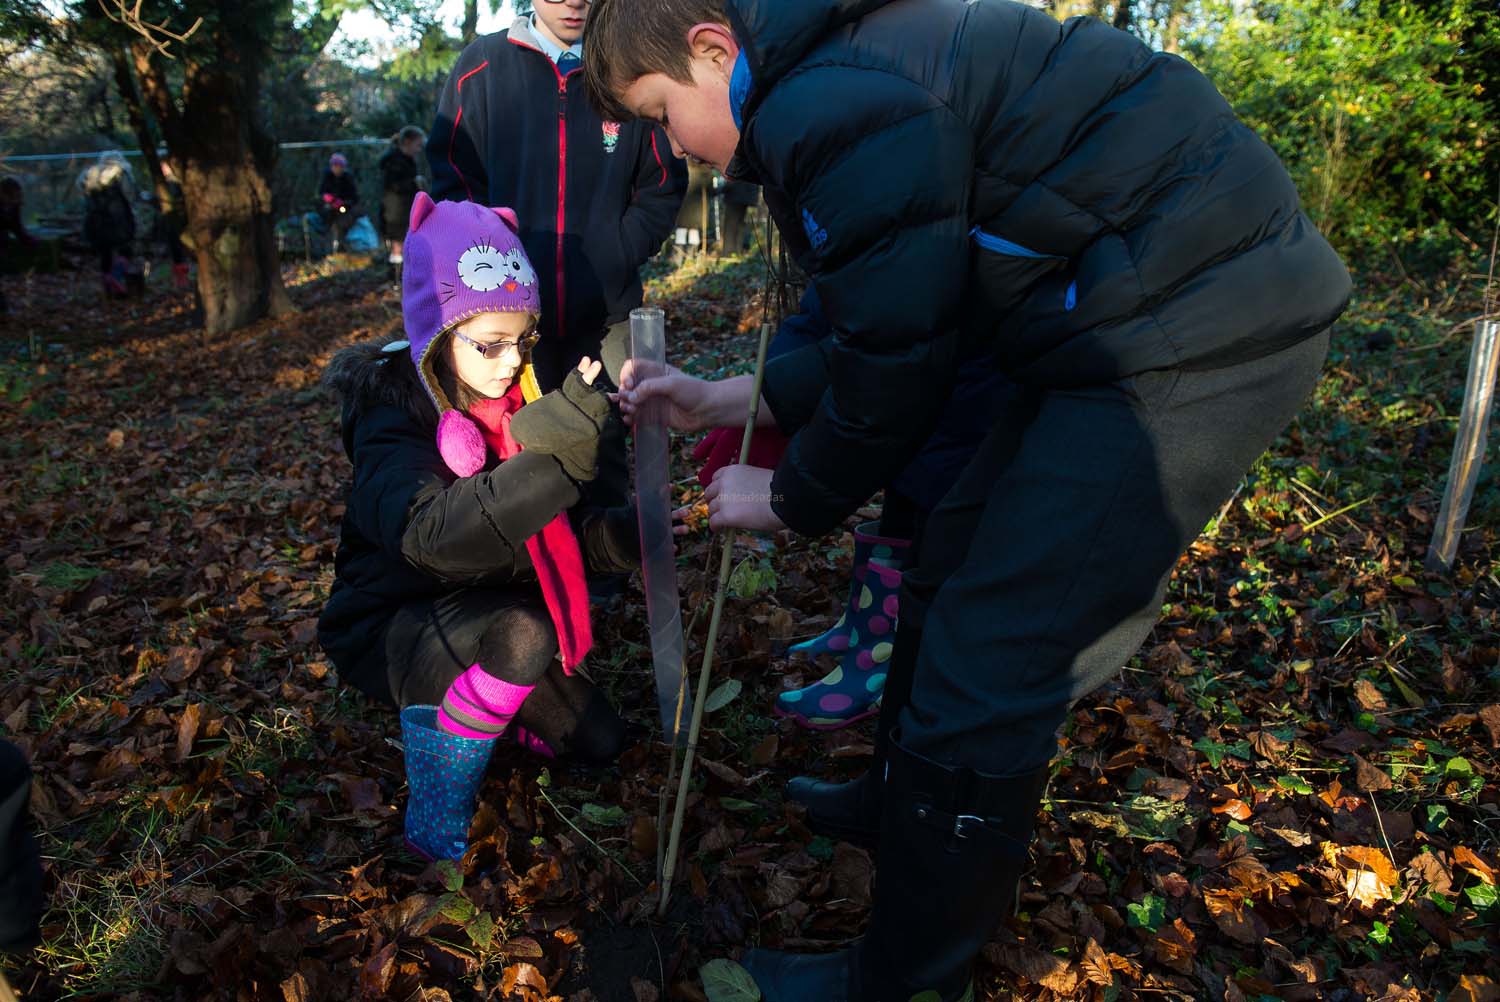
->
<box><xmin>468</xmin><ymin>384</ymin><xmax>593</xmax><ymax>672</ymax></box>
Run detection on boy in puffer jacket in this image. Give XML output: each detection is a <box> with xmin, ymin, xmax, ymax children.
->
<box><xmin>590</xmin><ymin>0</ymin><xmax>1350</xmax><ymax>997</ymax></box>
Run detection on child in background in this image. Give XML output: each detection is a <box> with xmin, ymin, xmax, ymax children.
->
<box><xmin>379</xmin><ymin>126</ymin><xmax>426</xmax><ymax>285</ymax></box>
<box><xmin>78</xmin><ymin>152</ymin><xmax>139</xmax><ymax>299</ymax></box>
<box><xmin>318</xmin><ymin>193</ymin><xmax>641</xmax><ymax>863</ymax></box>
<box><xmin>154</xmin><ymin>161</ymin><xmax>191</xmax><ymax>291</ymax></box>
<box><xmin>591</xmin><ymin>0</ymin><xmax>1349</xmax><ymax>996</ymax></box>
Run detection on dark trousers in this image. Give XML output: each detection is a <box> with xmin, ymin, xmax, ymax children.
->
<box><xmin>372</xmin><ymin>588</ymin><xmax>627</xmax><ymax>762</ymax></box>
<box><xmin>898</xmin><ymin>331</ymin><xmax>1330</xmax><ymax>773</ymax></box>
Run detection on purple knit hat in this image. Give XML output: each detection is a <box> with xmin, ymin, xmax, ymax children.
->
<box><xmin>399</xmin><ymin>192</ymin><xmax>543</xmax><ymax>477</ymax></box>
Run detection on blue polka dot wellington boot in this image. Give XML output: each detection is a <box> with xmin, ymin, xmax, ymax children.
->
<box><xmin>400</xmin><ymin>705</ymin><xmax>496</xmax><ymax>862</ymax></box>
<box><xmin>777</xmin><ymin>523</ymin><xmax>908</xmax><ymax>730</ymax></box>
<box><xmin>787</xmin><ymin>522</ymin><xmax>909</xmax><ymax>659</ymax></box>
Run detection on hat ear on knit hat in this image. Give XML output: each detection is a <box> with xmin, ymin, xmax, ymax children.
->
<box><xmin>492</xmin><ymin>205</ymin><xmax>520</xmax><ymax>231</ymax></box>
<box><xmin>402</xmin><ymin>194</ymin><xmax>543</xmax><ymax>478</ymax></box>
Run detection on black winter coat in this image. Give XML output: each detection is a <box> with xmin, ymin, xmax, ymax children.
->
<box><xmin>319</xmin><ymin>170</ymin><xmax>360</xmax><ymax>209</ymax></box>
<box><xmin>379</xmin><ymin>148</ymin><xmax>422</xmax><ymax>240</ymax></box>
<box><xmin>426</xmin><ymin>16</ymin><xmax>687</xmax><ymax>388</ymax></box>
<box><xmin>317</xmin><ymin>339</ymin><xmax>638</xmax><ymax>696</ymax></box>
<box><xmin>83</xmin><ymin>183</ymin><xmax>134</xmax><ymax>250</ymax></box>
<box><xmin>732</xmin><ymin>0</ymin><xmax>1352</xmax><ymax>537</ymax></box>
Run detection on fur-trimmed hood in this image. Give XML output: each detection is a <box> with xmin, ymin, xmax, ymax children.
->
<box><xmin>323</xmin><ymin>335</ymin><xmax>436</xmax><ymax>437</ymax></box>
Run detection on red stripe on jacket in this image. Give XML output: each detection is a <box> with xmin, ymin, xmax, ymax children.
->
<box><xmin>651</xmin><ymin>131</ymin><xmax>667</xmax><ymax>188</ymax></box>
<box><xmin>448</xmin><ymin>59</ymin><xmax>491</xmax><ymax>203</ymax></box>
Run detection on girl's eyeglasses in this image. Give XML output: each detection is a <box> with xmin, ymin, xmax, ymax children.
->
<box><xmin>452</xmin><ymin>328</ymin><xmax>540</xmax><ymax>360</ymax></box>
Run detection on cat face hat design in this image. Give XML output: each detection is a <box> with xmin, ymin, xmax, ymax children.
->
<box><xmin>401</xmin><ymin>192</ymin><xmax>544</xmax><ymax>476</ymax></box>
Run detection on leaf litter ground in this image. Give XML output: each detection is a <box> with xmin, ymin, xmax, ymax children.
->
<box><xmin>0</xmin><ymin>250</ymin><xmax>1497</xmax><ymax>1002</ymax></box>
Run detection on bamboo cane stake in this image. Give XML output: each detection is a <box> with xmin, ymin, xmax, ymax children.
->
<box><xmin>657</xmin><ymin>320</ymin><xmax>775</xmax><ymax>917</ymax></box>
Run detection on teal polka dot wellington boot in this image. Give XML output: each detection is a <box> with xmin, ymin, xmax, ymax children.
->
<box><xmin>778</xmin><ymin>524</ymin><xmax>908</xmax><ymax>730</ymax></box>
<box><xmin>787</xmin><ymin>522</ymin><xmax>910</xmax><ymax>660</ymax></box>
<box><xmin>401</xmin><ymin>705</ymin><xmax>497</xmax><ymax>862</ymax></box>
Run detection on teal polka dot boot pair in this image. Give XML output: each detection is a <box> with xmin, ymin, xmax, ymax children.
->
<box><xmin>778</xmin><ymin>522</ymin><xmax>909</xmax><ymax>730</ymax></box>
<box><xmin>401</xmin><ymin>705</ymin><xmax>497</xmax><ymax>862</ymax></box>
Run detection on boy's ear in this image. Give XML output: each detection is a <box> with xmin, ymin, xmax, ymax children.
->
<box><xmin>686</xmin><ymin>22</ymin><xmax>738</xmax><ymax>74</ymax></box>
<box><xmin>409</xmin><ymin>191</ymin><xmax>437</xmax><ymax>231</ymax></box>
<box><xmin>491</xmin><ymin>206</ymin><xmax>520</xmax><ymax>232</ymax></box>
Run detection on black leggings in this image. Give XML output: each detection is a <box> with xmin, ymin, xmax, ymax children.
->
<box><xmin>878</xmin><ymin>490</ymin><xmax>922</xmax><ymax>541</ymax></box>
<box><xmin>381</xmin><ymin>588</ymin><xmax>626</xmax><ymax>763</ymax></box>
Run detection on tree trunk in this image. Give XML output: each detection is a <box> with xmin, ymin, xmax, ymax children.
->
<box><xmin>461</xmin><ymin>0</ymin><xmax>479</xmax><ymax>44</ymax></box>
<box><xmin>1113</xmin><ymin>1</ymin><xmax>1133</xmax><ymax>31</ymax></box>
<box><xmin>109</xmin><ymin>48</ymin><xmax>171</xmax><ymax>215</ymax></box>
<box><xmin>133</xmin><ymin>40</ymin><xmax>293</xmax><ymax>334</ymax></box>
<box><xmin>1161</xmin><ymin>0</ymin><xmax>1184</xmax><ymax>52</ymax></box>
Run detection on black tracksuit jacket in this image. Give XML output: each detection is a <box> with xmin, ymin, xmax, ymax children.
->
<box><xmin>427</xmin><ymin>17</ymin><xmax>688</xmax><ymax>389</ymax></box>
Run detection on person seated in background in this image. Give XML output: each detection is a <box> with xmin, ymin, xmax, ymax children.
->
<box><xmin>318</xmin><ymin>152</ymin><xmax>361</xmax><ymax>252</ymax></box>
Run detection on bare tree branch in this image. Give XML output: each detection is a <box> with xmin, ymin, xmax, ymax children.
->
<box><xmin>94</xmin><ymin>0</ymin><xmax>203</xmax><ymax>59</ymax></box>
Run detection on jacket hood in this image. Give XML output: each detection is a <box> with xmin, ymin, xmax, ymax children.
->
<box><xmin>727</xmin><ymin>0</ymin><xmax>894</xmax><ymax>90</ymax></box>
<box><xmin>323</xmin><ymin>335</ymin><xmax>434</xmax><ymax>431</ymax></box>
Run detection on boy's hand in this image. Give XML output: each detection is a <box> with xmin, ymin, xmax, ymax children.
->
<box><xmin>511</xmin><ymin>357</ymin><xmax>610</xmax><ymax>482</ymax></box>
<box><xmin>687</xmin><ymin>464</ymin><xmax>786</xmax><ymax>533</ymax></box>
<box><xmin>613</xmin><ymin>361</ymin><xmax>716</xmax><ymax>432</ymax></box>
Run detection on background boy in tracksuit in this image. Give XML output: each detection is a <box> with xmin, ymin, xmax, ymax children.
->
<box><xmin>589</xmin><ymin>0</ymin><xmax>1351</xmax><ymax>997</ymax></box>
<box><xmin>427</xmin><ymin>0</ymin><xmax>688</xmax><ymax>511</ymax></box>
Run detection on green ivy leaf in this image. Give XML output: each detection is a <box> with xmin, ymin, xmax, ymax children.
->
<box><xmin>701</xmin><ymin>958</ymin><xmax>761</xmax><ymax>1002</ymax></box>
<box><xmin>1194</xmin><ymin>738</ymin><xmax>1252</xmax><ymax>768</ymax></box>
<box><xmin>705</xmin><ymin>679</ymin><xmax>743</xmax><ymax>713</ymax></box>
<box><xmin>467</xmin><ymin>911</ymin><xmax>495</xmax><ymax>949</ymax></box>
<box><xmin>436</xmin><ymin>859</ymin><xmax>463</xmax><ymax>893</ymax></box>
<box><xmin>581</xmin><ymin>803</ymin><xmax>628</xmax><ymax>826</ymax></box>
<box><xmin>1126</xmin><ymin>894</ymin><xmax>1165</xmax><ymax>932</ymax></box>
<box><xmin>438</xmin><ymin>892</ymin><xmax>475</xmax><ymax>923</ymax></box>
<box><xmin>1465</xmin><ymin>883</ymin><xmax>1498</xmax><ymax>910</ymax></box>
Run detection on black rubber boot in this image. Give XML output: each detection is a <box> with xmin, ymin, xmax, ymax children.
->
<box><xmin>783</xmin><ymin>622</ymin><xmax>920</xmax><ymax>848</ymax></box>
<box><xmin>745</xmin><ymin>736</ymin><xmax>1048</xmax><ymax>1001</ymax></box>
<box><xmin>0</xmin><ymin>739</ymin><xmax>44</xmax><ymax>953</ymax></box>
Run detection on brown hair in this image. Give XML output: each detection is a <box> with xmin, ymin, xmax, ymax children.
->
<box><xmin>430</xmin><ymin>332</ymin><xmax>486</xmax><ymax>413</ymax></box>
<box><xmin>582</xmin><ymin>0</ymin><xmax>731</xmax><ymax>122</ymax></box>
<box><xmin>394</xmin><ymin>124</ymin><xmax>425</xmax><ymax>145</ymax></box>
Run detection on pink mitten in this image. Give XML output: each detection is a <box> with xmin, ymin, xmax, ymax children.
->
<box><xmin>436</xmin><ymin>411</ymin><xmax>487</xmax><ymax>477</ymax></box>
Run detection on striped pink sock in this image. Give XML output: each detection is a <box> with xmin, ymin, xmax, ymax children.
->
<box><xmin>437</xmin><ymin>665</ymin><xmax>534</xmax><ymax>740</ymax></box>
